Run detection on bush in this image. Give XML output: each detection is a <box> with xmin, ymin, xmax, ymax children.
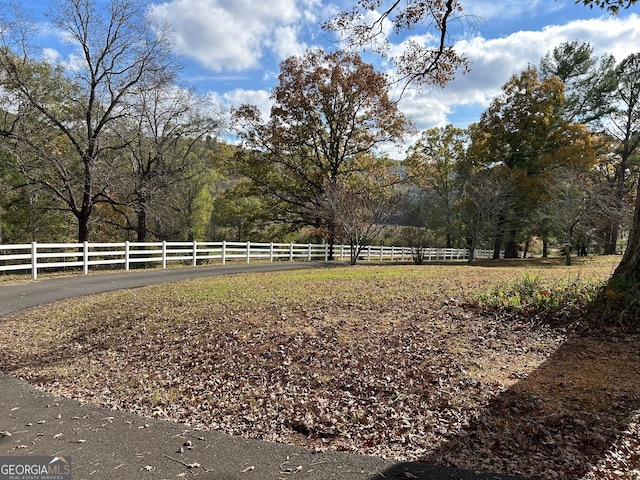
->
<box><xmin>474</xmin><ymin>271</ymin><xmax>603</xmax><ymax>313</ymax></box>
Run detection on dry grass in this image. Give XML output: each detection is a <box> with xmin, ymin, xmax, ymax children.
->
<box><xmin>0</xmin><ymin>255</ymin><xmax>638</xmax><ymax>479</ymax></box>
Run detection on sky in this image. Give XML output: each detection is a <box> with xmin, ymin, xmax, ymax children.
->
<box><xmin>18</xmin><ymin>0</ymin><xmax>640</xmax><ymax>153</ymax></box>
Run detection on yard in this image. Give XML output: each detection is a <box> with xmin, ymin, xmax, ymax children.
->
<box><xmin>0</xmin><ymin>256</ymin><xmax>638</xmax><ymax>479</ymax></box>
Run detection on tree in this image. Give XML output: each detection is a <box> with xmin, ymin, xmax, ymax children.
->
<box><xmin>405</xmin><ymin>125</ymin><xmax>466</xmax><ymax>247</ymax></box>
<box><xmin>318</xmin><ymin>174</ymin><xmax>399</xmax><ymax>265</ymax></box>
<box><xmin>538</xmin><ymin>42</ymin><xmax>620</xmax><ymax>254</ymax></box>
<box><xmin>593</xmin><ymin>53</ymin><xmax>640</xmax><ymax>256</ymax></box>
<box><xmin>455</xmin><ymin>165</ymin><xmax>515</xmax><ymax>263</ymax></box>
<box><xmin>539</xmin><ymin>41</ymin><xmax>617</xmax><ymax>125</ymax></box>
<box><xmin>112</xmin><ymin>86</ymin><xmax>224</xmax><ymax>241</ymax></box>
<box><xmin>323</xmin><ymin>0</ymin><xmax>468</xmax><ymax>91</ymax></box>
<box><xmin>610</xmin><ymin>54</ymin><xmax>640</xmax><ymax>280</ymax></box>
<box><xmin>469</xmin><ymin>67</ymin><xmax>594</xmax><ymax>258</ymax></box>
<box><xmin>0</xmin><ymin>0</ymin><xmax>176</xmax><ymax>242</ymax></box>
<box><xmin>209</xmin><ymin>187</ymin><xmax>272</xmax><ymax>241</ymax></box>
<box><xmin>540</xmin><ymin>169</ymin><xmax>609</xmax><ymax>265</ymax></box>
<box><xmin>0</xmin><ymin>155</ymin><xmax>73</xmax><ymax>242</ymax></box>
<box><xmin>232</xmin><ymin>49</ymin><xmax>411</xmax><ymax>258</ymax></box>
<box><xmin>571</xmin><ymin>0</ymin><xmax>640</xmax><ymax>284</ymax></box>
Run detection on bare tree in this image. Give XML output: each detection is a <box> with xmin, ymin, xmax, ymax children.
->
<box><xmin>112</xmin><ymin>85</ymin><xmax>224</xmax><ymax>241</ymax></box>
<box><xmin>318</xmin><ymin>180</ymin><xmax>399</xmax><ymax>265</ymax></box>
<box><xmin>0</xmin><ymin>0</ymin><xmax>177</xmax><ymax>241</ymax></box>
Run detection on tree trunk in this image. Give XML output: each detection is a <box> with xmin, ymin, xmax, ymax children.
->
<box><xmin>578</xmin><ymin>240</ymin><xmax>588</xmax><ymax>257</ymax></box>
<box><xmin>328</xmin><ymin>222</ymin><xmax>336</xmax><ymax>261</ymax></box>
<box><xmin>78</xmin><ymin>211</ymin><xmax>91</xmax><ymax>243</ymax></box>
<box><xmin>504</xmin><ymin>229</ymin><xmax>518</xmax><ymax>258</ymax></box>
<box><xmin>492</xmin><ymin>237</ymin><xmax>501</xmax><ymax>259</ymax></box>
<box><xmin>137</xmin><ymin>207</ymin><xmax>147</xmax><ymax>242</ymax></box>
<box><xmin>542</xmin><ymin>237</ymin><xmax>548</xmax><ymax>258</ymax></box>
<box><xmin>606</xmin><ymin>162</ymin><xmax>627</xmax><ymax>255</ymax></box>
<box><xmin>467</xmin><ymin>237</ymin><xmax>476</xmax><ymax>265</ymax></box>
<box><xmin>349</xmin><ymin>239</ymin><xmax>359</xmax><ymax>265</ymax></box>
<box><xmin>613</xmin><ymin>182</ymin><xmax>640</xmax><ymax>281</ymax></box>
<box><xmin>603</xmin><ymin>224</ymin><xmax>619</xmax><ymax>255</ymax></box>
<box><xmin>325</xmin><ymin>216</ymin><xmax>336</xmax><ymax>261</ymax></box>
<box><xmin>492</xmin><ymin>215</ymin><xmax>505</xmax><ymax>259</ymax></box>
<box><xmin>564</xmin><ymin>244</ymin><xmax>572</xmax><ymax>266</ymax></box>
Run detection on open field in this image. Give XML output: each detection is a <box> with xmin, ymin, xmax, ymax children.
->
<box><xmin>0</xmin><ymin>256</ymin><xmax>638</xmax><ymax>479</ymax></box>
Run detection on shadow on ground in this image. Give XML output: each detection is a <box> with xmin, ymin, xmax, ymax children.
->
<box><xmin>379</xmin><ymin>329</ymin><xmax>640</xmax><ymax>479</ymax></box>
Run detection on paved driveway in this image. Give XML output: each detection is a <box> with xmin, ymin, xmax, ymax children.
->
<box><xmin>0</xmin><ymin>261</ymin><xmax>344</xmax><ymax>316</ymax></box>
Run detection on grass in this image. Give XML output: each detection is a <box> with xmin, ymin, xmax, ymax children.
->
<box><xmin>0</xmin><ymin>255</ymin><xmax>638</xmax><ymax>479</ymax></box>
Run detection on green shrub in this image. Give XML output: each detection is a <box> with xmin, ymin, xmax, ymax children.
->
<box><xmin>474</xmin><ymin>271</ymin><xmax>603</xmax><ymax>313</ymax></box>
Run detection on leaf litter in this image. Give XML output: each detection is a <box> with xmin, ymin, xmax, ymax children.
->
<box><xmin>0</xmin><ymin>258</ymin><xmax>638</xmax><ymax>479</ymax></box>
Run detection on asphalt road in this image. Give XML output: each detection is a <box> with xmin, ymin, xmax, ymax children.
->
<box><xmin>0</xmin><ymin>262</ymin><xmax>345</xmax><ymax>316</ymax></box>
<box><xmin>0</xmin><ymin>262</ymin><xmax>532</xmax><ymax>480</ymax></box>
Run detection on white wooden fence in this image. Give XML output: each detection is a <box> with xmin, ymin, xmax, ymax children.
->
<box><xmin>0</xmin><ymin>241</ymin><xmax>493</xmax><ymax>280</ymax></box>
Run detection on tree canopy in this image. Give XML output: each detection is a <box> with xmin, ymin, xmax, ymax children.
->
<box><xmin>232</xmin><ymin>49</ymin><xmax>411</xmax><ymax>255</ymax></box>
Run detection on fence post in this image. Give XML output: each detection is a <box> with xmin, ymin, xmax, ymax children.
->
<box><xmin>324</xmin><ymin>243</ymin><xmax>329</xmax><ymax>261</ymax></box>
<box><xmin>289</xmin><ymin>243</ymin><xmax>294</xmax><ymax>262</ymax></box>
<box><xmin>192</xmin><ymin>241</ymin><xmax>198</xmax><ymax>267</ymax></box>
<box><xmin>367</xmin><ymin>245</ymin><xmax>371</xmax><ymax>262</ymax></box>
<box><xmin>221</xmin><ymin>241</ymin><xmax>226</xmax><ymax>265</ymax></box>
<box><xmin>31</xmin><ymin>242</ymin><xmax>38</xmax><ymax>280</ymax></box>
<box><xmin>246</xmin><ymin>241</ymin><xmax>251</xmax><ymax>264</ymax></box>
<box><xmin>83</xmin><ymin>241</ymin><xmax>89</xmax><ymax>275</ymax></box>
<box><xmin>270</xmin><ymin>242</ymin><xmax>274</xmax><ymax>262</ymax></box>
<box><xmin>307</xmin><ymin>243</ymin><xmax>312</xmax><ymax>262</ymax></box>
<box><xmin>380</xmin><ymin>245</ymin><xmax>384</xmax><ymax>261</ymax></box>
<box><xmin>125</xmin><ymin>241</ymin><xmax>130</xmax><ymax>271</ymax></box>
<box><xmin>162</xmin><ymin>241</ymin><xmax>167</xmax><ymax>269</ymax></box>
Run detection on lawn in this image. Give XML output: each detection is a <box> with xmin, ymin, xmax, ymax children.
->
<box><xmin>0</xmin><ymin>256</ymin><xmax>638</xmax><ymax>479</ymax></box>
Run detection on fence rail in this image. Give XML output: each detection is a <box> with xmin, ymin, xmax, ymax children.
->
<box><xmin>0</xmin><ymin>241</ymin><xmax>493</xmax><ymax>280</ymax></box>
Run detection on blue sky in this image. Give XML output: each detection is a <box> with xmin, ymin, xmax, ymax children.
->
<box><xmin>18</xmin><ymin>0</ymin><xmax>640</xmax><ymax>153</ymax></box>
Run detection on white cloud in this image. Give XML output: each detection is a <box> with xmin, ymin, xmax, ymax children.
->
<box><xmin>217</xmin><ymin>88</ymin><xmax>273</xmax><ymax>119</ymax></box>
<box><xmin>41</xmin><ymin>48</ymin><xmax>83</xmax><ymax>72</ymax></box>
<box><xmin>269</xmin><ymin>26</ymin><xmax>308</xmax><ymax>60</ymax></box>
<box><xmin>397</xmin><ymin>89</ymin><xmax>452</xmax><ymax>129</ymax></box>
<box><xmin>42</xmin><ymin>47</ymin><xmax>62</xmax><ymax>64</ymax></box>
<box><xmin>149</xmin><ymin>0</ymin><xmax>318</xmax><ymax>71</ymax></box>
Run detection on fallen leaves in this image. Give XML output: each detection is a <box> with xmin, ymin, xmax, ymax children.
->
<box><xmin>0</xmin><ymin>259</ymin><xmax>638</xmax><ymax>479</ymax></box>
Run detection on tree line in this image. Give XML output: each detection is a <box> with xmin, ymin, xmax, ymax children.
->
<box><xmin>1</xmin><ymin>0</ymin><xmax>640</xmax><ymax>280</ymax></box>
<box><xmin>407</xmin><ymin>43</ymin><xmax>640</xmax><ymax>266</ymax></box>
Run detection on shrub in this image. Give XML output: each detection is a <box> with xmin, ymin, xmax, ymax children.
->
<box><xmin>474</xmin><ymin>271</ymin><xmax>603</xmax><ymax>313</ymax></box>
